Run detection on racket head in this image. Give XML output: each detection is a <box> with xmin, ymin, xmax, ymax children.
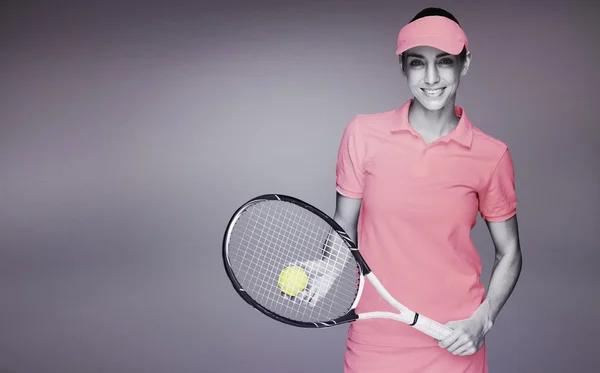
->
<box><xmin>222</xmin><ymin>194</ymin><xmax>365</xmax><ymax>328</ymax></box>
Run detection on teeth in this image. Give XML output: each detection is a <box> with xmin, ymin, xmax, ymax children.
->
<box><xmin>422</xmin><ymin>88</ymin><xmax>444</xmax><ymax>96</ymax></box>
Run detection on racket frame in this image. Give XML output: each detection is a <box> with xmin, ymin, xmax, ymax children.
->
<box><xmin>223</xmin><ymin>194</ymin><xmax>453</xmax><ymax>340</ymax></box>
<box><xmin>223</xmin><ymin>193</ymin><xmax>363</xmax><ymax>327</ymax></box>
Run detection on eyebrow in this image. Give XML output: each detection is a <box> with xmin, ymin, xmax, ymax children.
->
<box><xmin>406</xmin><ymin>52</ymin><xmax>452</xmax><ymax>59</ymax></box>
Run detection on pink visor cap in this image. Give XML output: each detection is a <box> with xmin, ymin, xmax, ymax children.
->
<box><xmin>396</xmin><ymin>16</ymin><xmax>468</xmax><ymax>55</ymax></box>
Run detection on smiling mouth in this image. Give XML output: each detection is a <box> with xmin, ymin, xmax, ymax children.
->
<box><xmin>421</xmin><ymin>87</ymin><xmax>446</xmax><ymax>97</ymax></box>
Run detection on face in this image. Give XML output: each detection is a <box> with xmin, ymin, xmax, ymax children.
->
<box><xmin>401</xmin><ymin>45</ymin><xmax>471</xmax><ymax>111</ymax></box>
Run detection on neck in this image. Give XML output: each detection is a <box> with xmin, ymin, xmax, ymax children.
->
<box><xmin>408</xmin><ymin>98</ymin><xmax>459</xmax><ymax>137</ymax></box>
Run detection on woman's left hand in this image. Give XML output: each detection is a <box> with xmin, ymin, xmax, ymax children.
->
<box><xmin>437</xmin><ymin>308</ymin><xmax>493</xmax><ymax>356</ymax></box>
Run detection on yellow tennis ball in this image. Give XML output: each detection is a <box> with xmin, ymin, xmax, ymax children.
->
<box><xmin>278</xmin><ymin>266</ymin><xmax>309</xmax><ymax>296</ymax></box>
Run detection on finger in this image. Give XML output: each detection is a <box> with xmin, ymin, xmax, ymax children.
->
<box><xmin>309</xmin><ymin>285</ymin><xmax>328</xmax><ymax>307</ymax></box>
<box><xmin>307</xmin><ymin>284</ymin><xmax>317</xmax><ymax>304</ymax></box>
<box><xmin>280</xmin><ymin>290</ymin><xmax>301</xmax><ymax>304</ymax></box>
<box><xmin>446</xmin><ymin>335</ymin><xmax>470</xmax><ymax>354</ymax></box>
<box><xmin>438</xmin><ymin>329</ymin><xmax>462</xmax><ymax>349</ymax></box>
<box><xmin>293</xmin><ymin>285</ymin><xmax>311</xmax><ymax>303</ymax></box>
<box><xmin>280</xmin><ymin>291</ymin><xmax>294</xmax><ymax>301</ymax></box>
<box><xmin>310</xmin><ymin>277</ymin><xmax>332</xmax><ymax>307</ymax></box>
<box><xmin>439</xmin><ymin>330</ymin><xmax>464</xmax><ymax>350</ymax></box>
<box><xmin>307</xmin><ymin>283</ymin><xmax>321</xmax><ymax>307</ymax></box>
<box><xmin>453</xmin><ymin>343</ymin><xmax>476</xmax><ymax>356</ymax></box>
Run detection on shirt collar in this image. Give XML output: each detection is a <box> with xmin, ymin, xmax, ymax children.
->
<box><xmin>390</xmin><ymin>99</ymin><xmax>473</xmax><ymax>148</ymax></box>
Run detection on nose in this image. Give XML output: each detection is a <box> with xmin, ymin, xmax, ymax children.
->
<box><xmin>425</xmin><ymin>63</ymin><xmax>440</xmax><ymax>85</ymax></box>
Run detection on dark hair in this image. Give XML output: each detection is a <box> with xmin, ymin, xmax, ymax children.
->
<box><xmin>400</xmin><ymin>7</ymin><xmax>467</xmax><ymax>68</ymax></box>
<box><xmin>410</xmin><ymin>7</ymin><xmax>461</xmax><ymax>25</ymax></box>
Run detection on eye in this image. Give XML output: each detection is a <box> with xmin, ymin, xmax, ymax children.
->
<box><xmin>409</xmin><ymin>60</ymin><xmax>424</xmax><ymax>67</ymax></box>
<box><xmin>438</xmin><ymin>58</ymin><xmax>454</xmax><ymax>65</ymax></box>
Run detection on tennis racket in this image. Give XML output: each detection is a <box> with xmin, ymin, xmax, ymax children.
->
<box><xmin>222</xmin><ymin>193</ymin><xmax>453</xmax><ymax>341</ymax></box>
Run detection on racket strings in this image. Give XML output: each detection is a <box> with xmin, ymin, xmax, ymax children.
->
<box><xmin>226</xmin><ymin>200</ymin><xmax>360</xmax><ymax>323</ymax></box>
<box><xmin>231</xmin><ymin>203</ymin><xmax>355</xmax><ymax>319</ymax></box>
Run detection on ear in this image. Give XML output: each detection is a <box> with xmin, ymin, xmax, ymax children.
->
<box><xmin>461</xmin><ymin>51</ymin><xmax>472</xmax><ymax>76</ymax></box>
<box><xmin>398</xmin><ymin>55</ymin><xmax>407</xmax><ymax>77</ymax></box>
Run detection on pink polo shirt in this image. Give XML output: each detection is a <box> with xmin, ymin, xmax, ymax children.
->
<box><xmin>336</xmin><ymin>99</ymin><xmax>517</xmax><ymax>347</ymax></box>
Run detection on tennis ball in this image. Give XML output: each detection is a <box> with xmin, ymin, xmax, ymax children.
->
<box><xmin>278</xmin><ymin>266</ymin><xmax>309</xmax><ymax>296</ymax></box>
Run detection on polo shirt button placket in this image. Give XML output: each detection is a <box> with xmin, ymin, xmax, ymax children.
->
<box><xmin>414</xmin><ymin>144</ymin><xmax>429</xmax><ymax>178</ymax></box>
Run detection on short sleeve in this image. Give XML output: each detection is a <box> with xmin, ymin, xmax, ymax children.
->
<box><xmin>479</xmin><ymin>148</ymin><xmax>518</xmax><ymax>222</ymax></box>
<box><xmin>335</xmin><ymin>117</ymin><xmax>366</xmax><ymax>199</ymax></box>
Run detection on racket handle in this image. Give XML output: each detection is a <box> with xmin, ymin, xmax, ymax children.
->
<box><xmin>412</xmin><ymin>314</ymin><xmax>453</xmax><ymax>341</ymax></box>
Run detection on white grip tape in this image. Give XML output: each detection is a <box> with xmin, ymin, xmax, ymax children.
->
<box><xmin>413</xmin><ymin>315</ymin><xmax>453</xmax><ymax>340</ymax></box>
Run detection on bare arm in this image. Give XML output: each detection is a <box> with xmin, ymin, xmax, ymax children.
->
<box><xmin>318</xmin><ymin>192</ymin><xmax>361</xmax><ymax>266</ymax></box>
<box><xmin>440</xmin><ymin>214</ymin><xmax>522</xmax><ymax>355</ymax></box>
<box><xmin>332</xmin><ymin>192</ymin><xmax>362</xmax><ymax>244</ymax></box>
<box><xmin>477</xmin><ymin>214</ymin><xmax>523</xmax><ymax>328</ymax></box>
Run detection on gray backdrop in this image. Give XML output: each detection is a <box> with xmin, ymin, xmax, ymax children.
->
<box><xmin>1</xmin><ymin>1</ymin><xmax>598</xmax><ymax>372</ymax></box>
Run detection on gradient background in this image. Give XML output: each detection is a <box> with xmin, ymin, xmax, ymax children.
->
<box><xmin>1</xmin><ymin>1</ymin><xmax>599</xmax><ymax>372</ymax></box>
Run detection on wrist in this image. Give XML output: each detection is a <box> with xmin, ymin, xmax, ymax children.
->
<box><xmin>475</xmin><ymin>300</ymin><xmax>495</xmax><ymax>333</ymax></box>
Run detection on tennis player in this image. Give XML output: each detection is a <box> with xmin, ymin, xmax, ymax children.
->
<box><xmin>332</xmin><ymin>7</ymin><xmax>522</xmax><ymax>373</ymax></box>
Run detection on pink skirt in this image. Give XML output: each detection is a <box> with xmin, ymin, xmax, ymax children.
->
<box><xmin>344</xmin><ymin>337</ymin><xmax>488</xmax><ymax>373</ymax></box>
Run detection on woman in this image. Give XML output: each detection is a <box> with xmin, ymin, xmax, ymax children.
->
<box><xmin>333</xmin><ymin>7</ymin><xmax>522</xmax><ymax>373</ymax></box>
